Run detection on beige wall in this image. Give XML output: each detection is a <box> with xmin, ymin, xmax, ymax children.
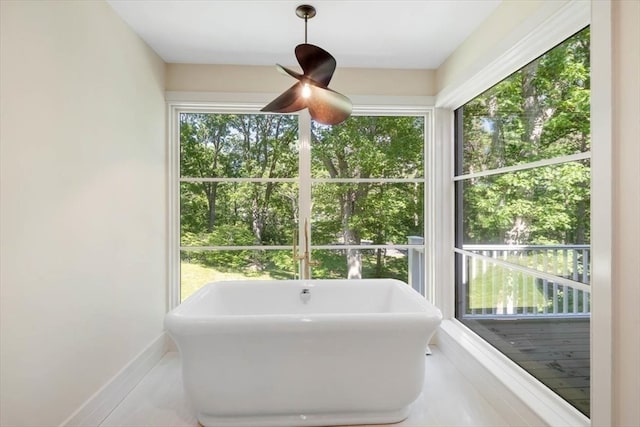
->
<box><xmin>0</xmin><ymin>1</ymin><xmax>166</xmax><ymax>425</ymax></box>
<box><xmin>612</xmin><ymin>1</ymin><xmax>640</xmax><ymax>425</ymax></box>
<box><xmin>166</xmin><ymin>63</ymin><xmax>436</xmax><ymax>96</ymax></box>
<box><xmin>436</xmin><ymin>0</ymin><xmax>567</xmax><ymax>93</ymax></box>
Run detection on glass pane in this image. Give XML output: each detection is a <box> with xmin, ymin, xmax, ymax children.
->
<box><xmin>465</xmin><ymin>246</ymin><xmax>591</xmax><ymax>285</ymax></box>
<box><xmin>459</xmin><ymin>160</ymin><xmax>590</xmax><ymax>283</ymax></box>
<box><xmin>460</xmin><ymin>28</ymin><xmax>590</xmax><ymax>174</ymax></box>
<box><xmin>454</xmin><ymin>26</ymin><xmax>591</xmax><ymax>417</ymax></box>
<box><xmin>311</xmin><ymin>183</ymin><xmax>423</xmax><ymax>245</ymax></box>
<box><xmin>457</xmin><ymin>253</ymin><xmax>590</xmax><ymax>416</ymax></box>
<box><xmin>311</xmin><ymin>115</ymin><xmax>424</xmax><ymax>179</ymax></box>
<box><xmin>310</xmin><ymin>249</ymin><xmax>410</xmax><ymax>283</ymax></box>
<box><xmin>180</xmin><ymin>250</ymin><xmax>297</xmax><ymax>301</ymax></box>
<box><xmin>180</xmin><ymin>182</ymin><xmax>298</xmax><ymax>246</ymax></box>
<box><xmin>180</xmin><ymin>113</ymin><xmax>298</xmax><ymax>179</ymax></box>
<box><xmin>458</xmin><ymin>254</ymin><xmax>591</xmax><ymax>317</ymax></box>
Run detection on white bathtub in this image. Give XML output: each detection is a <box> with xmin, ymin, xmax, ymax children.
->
<box><xmin>164</xmin><ymin>279</ymin><xmax>442</xmax><ymax>427</ymax></box>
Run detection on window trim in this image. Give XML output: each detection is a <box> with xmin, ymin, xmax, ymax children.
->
<box><xmin>167</xmin><ymin>96</ymin><xmax>435</xmax><ymax>308</ymax></box>
<box><xmin>434</xmin><ymin>0</ymin><xmax>599</xmax><ymax>425</ymax></box>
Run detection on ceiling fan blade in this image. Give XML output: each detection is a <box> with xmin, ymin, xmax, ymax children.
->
<box><xmin>295</xmin><ymin>43</ymin><xmax>336</xmax><ymax>87</ymax></box>
<box><xmin>306</xmin><ymin>85</ymin><xmax>352</xmax><ymax>125</ymax></box>
<box><xmin>261</xmin><ymin>83</ymin><xmax>306</xmax><ymax>113</ymax></box>
<box><xmin>276</xmin><ymin>64</ymin><xmax>303</xmax><ymax>81</ymax></box>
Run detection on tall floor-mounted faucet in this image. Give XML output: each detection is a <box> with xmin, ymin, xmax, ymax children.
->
<box><xmin>293</xmin><ymin>219</ymin><xmax>318</xmax><ymax>280</ymax></box>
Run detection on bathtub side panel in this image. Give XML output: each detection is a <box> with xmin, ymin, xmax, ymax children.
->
<box><xmin>177</xmin><ymin>321</ymin><xmax>429</xmax><ymax>417</ymax></box>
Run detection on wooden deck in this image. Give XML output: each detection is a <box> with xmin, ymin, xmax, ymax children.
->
<box><xmin>460</xmin><ymin>317</ymin><xmax>590</xmax><ymax>416</ymax></box>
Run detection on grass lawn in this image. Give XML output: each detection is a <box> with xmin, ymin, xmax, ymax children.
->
<box><xmin>180</xmin><ymin>261</ymin><xmax>276</xmax><ymax>301</ymax></box>
<box><xmin>180</xmin><ymin>250</ymin><xmax>410</xmax><ymax>302</ymax></box>
<box><xmin>468</xmin><ymin>266</ymin><xmax>546</xmax><ymax>312</ymax></box>
<box><xmin>465</xmin><ymin>250</ymin><xmax>588</xmax><ymax>313</ymax></box>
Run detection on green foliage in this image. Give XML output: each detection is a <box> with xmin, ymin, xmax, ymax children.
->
<box><xmin>181</xmin><ymin>225</ymin><xmax>255</xmax><ymax>269</ymax></box>
<box><xmin>311</xmin><ymin>116</ymin><xmax>424</xmax><ymax>249</ymax></box>
<box><xmin>311</xmin><ymin>249</ymin><xmax>409</xmax><ymax>281</ymax></box>
<box><xmin>179</xmin><ymin>113</ymin><xmax>298</xmax><ymax>245</ymax></box>
<box><xmin>460</xmin><ymin>27</ymin><xmax>591</xmax><ymax>246</ymax></box>
<box><xmin>178</xmin><ymin>112</ymin><xmax>424</xmax><ymax>288</ymax></box>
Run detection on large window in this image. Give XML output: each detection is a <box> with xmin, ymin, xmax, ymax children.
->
<box><xmin>175</xmin><ymin>110</ymin><xmax>428</xmax><ymax>302</ymax></box>
<box><xmin>454</xmin><ymin>27</ymin><xmax>590</xmax><ymax>416</ymax></box>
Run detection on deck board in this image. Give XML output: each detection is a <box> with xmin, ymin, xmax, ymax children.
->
<box><xmin>460</xmin><ymin>317</ymin><xmax>590</xmax><ymax>417</ymax></box>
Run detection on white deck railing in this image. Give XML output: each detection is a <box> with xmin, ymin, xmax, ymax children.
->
<box><xmin>408</xmin><ymin>240</ymin><xmax>591</xmax><ymax>318</ymax></box>
<box><xmin>462</xmin><ymin>244</ymin><xmax>591</xmax><ymax>318</ymax></box>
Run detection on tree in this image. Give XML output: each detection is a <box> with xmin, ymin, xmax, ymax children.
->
<box><xmin>180</xmin><ymin>113</ymin><xmax>425</xmax><ymax>280</ymax></box>
<box><xmin>312</xmin><ymin>116</ymin><xmax>424</xmax><ymax>278</ymax></box>
<box><xmin>228</xmin><ymin>114</ymin><xmax>298</xmax><ymax>243</ymax></box>
<box><xmin>461</xmin><ymin>27</ymin><xmax>590</xmax><ymax>246</ymax></box>
<box><xmin>180</xmin><ymin>113</ymin><xmax>233</xmax><ymax>232</ymax></box>
<box><xmin>179</xmin><ymin>113</ymin><xmax>298</xmax><ymax>269</ymax></box>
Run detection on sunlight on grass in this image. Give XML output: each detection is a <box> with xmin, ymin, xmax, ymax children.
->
<box><xmin>180</xmin><ymin>261</ymin><xmax>273</xmax><ymax>302</ymax></box>
<box><xmin>468</xmin><ymin>264</ymin><xmax>549</xmax><ymax>312</ymax></box>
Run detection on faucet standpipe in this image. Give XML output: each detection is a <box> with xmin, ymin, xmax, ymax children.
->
<box><xmin>293</xmin><ymin>219</ymin><xmax>319</xmax><ymax>280</ymax></box>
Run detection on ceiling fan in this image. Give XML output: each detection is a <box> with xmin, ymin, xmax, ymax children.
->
<box><xmin>261</xmin><ymin>4</ymin><xmax>352</xmax><ymax>125</ymax></box>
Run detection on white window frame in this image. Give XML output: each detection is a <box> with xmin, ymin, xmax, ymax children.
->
<box><xmin>166</xmin><ymin>94</ymin><xmax>435</xmax><ymax>308</ymax></box>
<box><xmin>434</xmin><ymin>1</ymin><xmax>613</xmax><ymax>425</ymax></box>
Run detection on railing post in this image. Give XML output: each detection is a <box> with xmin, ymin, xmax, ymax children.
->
<box><xmin>407</xmin><ymin>236</ymin><xmax>424</xmax><ymax>295</ymax></box>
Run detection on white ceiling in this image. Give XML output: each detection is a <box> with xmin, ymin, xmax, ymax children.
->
<box><xmin>107</xmin><ymin>0</ymin><xmax>501</xmax><ymax>70</ymax></box>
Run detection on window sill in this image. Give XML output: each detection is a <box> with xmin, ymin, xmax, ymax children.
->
<box><xmin>436</xmin><ymin>319</ymin><xmax>589</xmax><ymax>427</ymax></box>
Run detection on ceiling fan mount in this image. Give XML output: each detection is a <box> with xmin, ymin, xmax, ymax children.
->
<box><xmin>261</xmin><ymin>4</ymin><xmax>352</xmax><ymax>125</ymax></box>
<box><xmin>295</xmin><ymin>4</ymin><xmax>316</xmax><ymax>20</ymax></box>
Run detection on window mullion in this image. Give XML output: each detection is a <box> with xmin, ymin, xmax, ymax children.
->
<box><xmin>298</xmin><ymin>110</ymin><xmax>312</xmax><ymax>278</ymax></box>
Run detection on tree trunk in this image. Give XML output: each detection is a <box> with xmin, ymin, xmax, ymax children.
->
<box><xmin>375</xmin><ymin>248</ymin><xmax>384</xmax><ymax>277</ymax></box>
<box><xmin>205</xmin><ymin>182</ymin><xmax>218</xmax><ymax>232</ymax></box>
<box><xmin>521</xmin><ymin>59</ymin><xmax>555</xmax><ymax>155</ymax></box>
<box><xmin>487</xmin><ymin>94</ymin><xmax>505</xmax><ymax>168</ymax></box>
<box><xmin>341</xmin><ymin>189</ymin><xmax>362</xmax><ymax>279</ymax></box>
<box><xmin>500</xmin><ymin>58</ymin><xmax>550</xmax><ymax>245</ymax></box>
<box><xmin>347</xmin><ymin>248</ymin><xmax>362</xmax><ymax>279</ymax></box>
<box><xmin>574</xmin><ymin>191</ymin><xmax>587</xmax><ymax>244</ymax></box>
<box><xmin>319</xmin><ymin>151</ymin><xmax>364</xmax><ymax>279</ymax></box>
<box><xmin>252</xmin><ymin>198</ymin><xmax>264</xmax><ymax>244</ymax></box>
<box><xmin>505</xmin><ymin>216</ymin><xmax>530</xmax><ymax>245</ymax></box>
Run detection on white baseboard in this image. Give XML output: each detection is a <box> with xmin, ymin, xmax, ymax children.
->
<box><xmin>437</xmin><ymin>320</ymin><xmax>589</xmax><ymax>427</ymax></box>
<box><xmin>60</xmin><ymin>333</ymin><xmax>169</xmax><ymax>427</ymax></box>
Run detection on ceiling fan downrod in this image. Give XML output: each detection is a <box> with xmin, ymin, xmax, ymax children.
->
<box><xmin>296</xmin><ymin>4</ymin><xmax>316</xmax><ymax>44</ymax></box>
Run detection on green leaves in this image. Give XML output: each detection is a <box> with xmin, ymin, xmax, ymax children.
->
<box><xmin>179</xmin><ymin>112</ymin><xmax>425</xmax><ymax>281</ymax></box>
<box><xmin>461</xmin><ymin>27</ymin><xmax>590</xmax><ymax>246</ymax></box>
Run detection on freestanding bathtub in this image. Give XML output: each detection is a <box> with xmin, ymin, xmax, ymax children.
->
<box><xmin>164</xmin><ymin>279</ymin><xmax>442</xmax><ymax>427</ymax></box>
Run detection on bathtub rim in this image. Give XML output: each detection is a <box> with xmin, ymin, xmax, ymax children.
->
<box><xmin>164</xmin><ymin>278</ymin><xmax>443</xmax><ymax>335</ymax></box>
<box><xmin>167</xmin><ymin>278</ymin><xmax>438</xmax><ymax>315</ymax></box>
